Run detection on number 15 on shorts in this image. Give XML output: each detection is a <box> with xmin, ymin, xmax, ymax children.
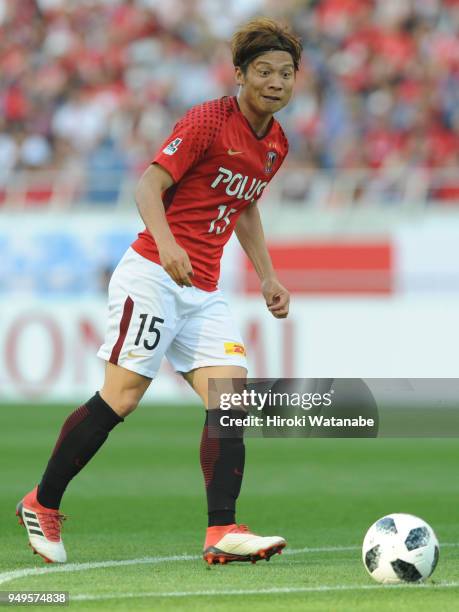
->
<box><xmin>134</xmin><ymin>314</ymin><xmax>165</xmax><ymax>350</ymax></box>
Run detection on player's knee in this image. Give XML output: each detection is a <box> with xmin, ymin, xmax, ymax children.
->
<box><xmin>100</xmin><ymin>387</ymin><xmax>141</xmax><ymax>418</ymax></box>
<box><xmin>114</xmin><ymin>389</ymin><xmax>141</xmax><ymax>417</ymax></box>
<box><xmin>100</xmin><ymin>362</ymin><xmax>151</xmax><ymax>417</ymax></box>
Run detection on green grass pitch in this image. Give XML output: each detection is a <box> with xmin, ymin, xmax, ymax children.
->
<box><xmin>1</xmin><ymin>403</ymin><xmax>458</xmax><ymax>610</ymax></box>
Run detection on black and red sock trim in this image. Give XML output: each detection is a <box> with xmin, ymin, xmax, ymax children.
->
<box><xmin>200</xmin><ymin>409</ymin><xmax>246</xmax><ymax>527</ymax></box>
<box><xmin>37</xmin><ymin>392</ymin><xmax>123</xmax><ymax>510</ymax></box>
<box><xmin>200</xmin><ymin>423</ymin><xmax>220</xmax><ymax>488</ymax></box>
<box><xmin>51</xmin><ymin>405</ymin><xmax>90</xmax><ymax>458</ymax></box>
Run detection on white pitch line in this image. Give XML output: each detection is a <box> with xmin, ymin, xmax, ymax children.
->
<box><xmin>0</xmin><ymin>554</ymin><xmax>198</xmax><ymax>587</ymax></box>
<box><xmin>285</xmin><ymin>545</ymin><xmax>359</xmax><ymax>554</ymax></box>
<box><xmin>72</xmin><ymin>582</ymin><xmax>459</xmax><ymax>601</ymax></box>
<box><xmin>286</xmin><ymin>542</ymin><xmax>459</xmax><ymax>555</ymax></box>
<box><xmin>0</xmin><ymin>543</ymin><xmax>458</xmax><ymax>588</ymax></box>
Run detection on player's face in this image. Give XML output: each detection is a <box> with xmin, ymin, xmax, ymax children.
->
<box><xmin>236</xmin><ymin>51</ymin><xmax>295</xmax><ymax>116</ymax></box>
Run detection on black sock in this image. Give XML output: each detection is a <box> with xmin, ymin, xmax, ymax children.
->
<box><xmin>37</xmin><ymin>392</ymin><xmax>123</xmax><ymax>509</ymax></box>
<box><xmin>200</xmin><ymin>409</ymin><xmax>245</xmax><ymax>527</ymax></box>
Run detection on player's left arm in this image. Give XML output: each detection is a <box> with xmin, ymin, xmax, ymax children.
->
<box><xmin>235</xmin><ymin>202</ymin><xmax>289</xmax><ymax>319</ymax></box>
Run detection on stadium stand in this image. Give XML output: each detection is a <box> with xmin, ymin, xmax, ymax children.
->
<box><xmin>1</xmin><ymin>0</ymin><xmax>458</xmax><ymax>295</ymax></box>
<box><xmin>0</xmin><ymin>0</ymin><xmax>457</xmax><ymax>196</ymax></box>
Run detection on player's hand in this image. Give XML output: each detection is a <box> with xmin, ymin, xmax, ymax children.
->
<box><xmin>261</xmin><ymin>278</ymin><xmax>290</xmax><ymax>319</ymax></box>
<box><xmin>158</xmin><ymin>241</ymin><xmax>194</xmax><ymax>287</ymax></box>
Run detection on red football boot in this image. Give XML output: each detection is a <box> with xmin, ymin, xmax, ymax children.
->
<box><xmin>16</xmin><ymin>486</ymin><xmax>67</xmax><ymax>563</ymax></box>
<box><xmin>203</xmin><ymin>523</ymin><xmax>286</xmax><ymax>565</ymax></box>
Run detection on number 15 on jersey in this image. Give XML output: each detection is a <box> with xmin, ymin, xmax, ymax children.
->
<box><xmin>208</xmin><ymin>205</ymin><xmax>237</xmax><ymax>234</ymax></box>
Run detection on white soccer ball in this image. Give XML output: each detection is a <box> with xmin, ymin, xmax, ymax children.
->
<box><xmin>362</xmin><ymin>513</ymin><xmax>439</xmax><ymax>584</ymax></box>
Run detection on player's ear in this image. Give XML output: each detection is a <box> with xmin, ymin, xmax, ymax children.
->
<box><xmin>235</xmin><ymin>66</ymin><xmax>245</xmax><ymax>86</ymax></box>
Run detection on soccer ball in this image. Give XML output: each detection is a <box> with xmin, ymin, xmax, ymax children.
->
<box><xmin>362</xmin><ymin>513</ymin><xmax>439</xmax><ymax>584</ymax></box>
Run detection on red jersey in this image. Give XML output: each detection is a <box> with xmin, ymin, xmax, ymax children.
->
<box><xmin>132</xmin><ymin>96</ymin><xmax>289</xmax><ymax>291</ymax></box>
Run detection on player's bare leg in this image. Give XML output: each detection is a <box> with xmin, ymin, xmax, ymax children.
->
<box><xmin>100</xmin><ymin>362</ymin><xmax>152</xmax><ymax>417</ymax></box>
<box><xmin>17</xmin><ymin>363</ymin><xmax>151</xmax><ymax>563</ymax></box>
<box><xmin>183</xmin><ymin>365</ymin><xmax>246</xmax><ymax>408</ymax></box>
<box><xmin>184</xmin><ymin>365</ymin><xmax>286</xmax><ymax>565</ymax></box>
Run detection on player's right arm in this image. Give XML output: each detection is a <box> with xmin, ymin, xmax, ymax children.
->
<box><xmin>135</xmin><ymin>164</ymin><xmax>194</xmax><ymax>287</ymax></box>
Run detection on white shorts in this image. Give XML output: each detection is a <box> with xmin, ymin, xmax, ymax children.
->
<box><xmin>97</xmin><ymin>248</ymin><xmax>248</xmax><ymax>378</ymax></box>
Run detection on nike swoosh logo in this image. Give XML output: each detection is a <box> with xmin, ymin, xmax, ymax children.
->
<box><xmin>228</xmin><ymin>149</ymin><xmax>243</xmax><ymax>156</ymax></box>
<box><xmin>127</xmin><ymin>350</ymin><xmax>144</xmax><ymax>359</ymax></box>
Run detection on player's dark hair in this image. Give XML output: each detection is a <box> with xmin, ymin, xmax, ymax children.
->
<box><xmin>231</xmin><ymin>17</ymin><xmax>302</xmax><ymax>73</ymax></box>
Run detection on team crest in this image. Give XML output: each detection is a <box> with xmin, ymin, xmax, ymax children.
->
<box><xmin>163</xmin><ymin>137</ymin><xmax>182</xmax><ymax>156</ymax></box>
<box><xmin>264</xmin><ymin>150</ymin><xmax>277</xmax><ymax>174</ymax></box>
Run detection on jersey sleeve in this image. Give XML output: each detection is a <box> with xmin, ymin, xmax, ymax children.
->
<box><xmin>152</xmin><ymin>99</ymin><xmax>227</xmax><ymax>183</ymax></box>
<box><xmin>276</xmin><ymin>125</ymin><xmax>289</xmax><ymax>171</ymax></box>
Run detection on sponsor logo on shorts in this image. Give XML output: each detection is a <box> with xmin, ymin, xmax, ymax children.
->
<box><xmin>224</xmin><ymin>342</ymin><xmax>246</xmax><ymax>356</ymax></box>
<box><xmin>163</xmin><ymin>137</ymin><xmax>182</xmax><ymax>156</ymax></box>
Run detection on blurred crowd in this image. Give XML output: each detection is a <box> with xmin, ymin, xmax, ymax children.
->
<box><xmin>1</xmin><ymin>0</ymin><xmax>459</xmax><ymax>184</ymax></box>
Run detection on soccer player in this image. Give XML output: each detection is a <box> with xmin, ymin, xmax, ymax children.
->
<box><xmin>16</xmin><ymin>18</ymin><xmax>302</xmax><ymax>565</ymax></box>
